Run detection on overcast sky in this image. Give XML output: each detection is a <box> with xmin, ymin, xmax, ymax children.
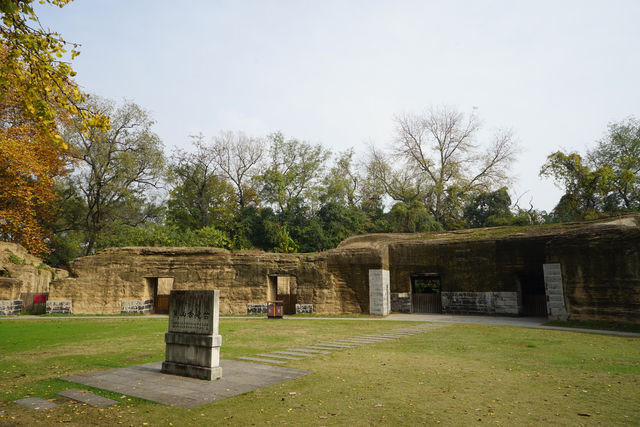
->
<box><xmin>36</xmin><ymin>0</ymin><xmax>640</xmax><ymax>211</ymax></box>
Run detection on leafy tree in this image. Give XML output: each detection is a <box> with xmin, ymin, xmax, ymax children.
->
<box><xmin>321</xmin><ymin>149</ymin><xmax>362</xmax><ymax>207</ymax></box>
<box><xmin>540</xmin><ymin>151</ymin><xmax>611</xmax><ymax>221</ymax></box>
<box><xmin>61</xmin><ymin>97</ymin><xmax>165</xmax><ymax>254</ymax></box>
<box><xmin>540</xmin><ymin>118</ymin><xmax>640</xmax><ymax>220</ymax></box>
<box><xmin>589</xmin><ymin>118</ymin><xmax>640</xmax><ymax>211</ymax></box>
<box><xmin>0</xmin><ymin>47</ymin><xmax>68</xmax><ymax>255</ymax></box>
<box><xmin>464</xmin><ymin>187</ymin><xmax>513</xmax><ymax>228</ymax></box>
<box><xmin>387</xmin><ymin>201</ymin><xmax>442</xmax><ymax>233</ymax></box>
<box><xmin>258</xmin><ymin>132</ymin><xmax>330</xmax><ymax>215</ymax></box>
<box><xmin>96</xmin><ymin>224</ymin><xmax>230</xmax><ymax>250</ymax></box>
<box><xmin>314</xmin><ymin>202</ymin><xmax>366</xmax><ymax>249</ymax></box>
<box><xmin>166</xmin><ymin>134</ymin><xmax>237</xmax><ymax>232</ymax></box>
<box><xmin>0</xmin><ymin>0</ymin><xmax>107</xmax><ymax>141</ymax></box>
<box><xmin>393</xmin><ymin>106</ymin><xmax>518</xmax><ymax>225</ymax></box>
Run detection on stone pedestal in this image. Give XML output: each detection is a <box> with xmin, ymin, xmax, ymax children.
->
<box><xmin>161</xmin><ymin>290</ymin><xmax>222</xmax><ymax>380</ymax></box>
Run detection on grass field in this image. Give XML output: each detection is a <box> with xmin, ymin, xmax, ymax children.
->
<box><xmin>0</xmin><ymin>318</ymin><xmax>639</xmax><ymax>426</ymax></box>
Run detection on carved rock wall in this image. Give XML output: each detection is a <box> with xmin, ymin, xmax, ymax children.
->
<box><xmin>50</xmin><ymin>246</ymin><xmax>382</xmax><ymax>314</ymax></box>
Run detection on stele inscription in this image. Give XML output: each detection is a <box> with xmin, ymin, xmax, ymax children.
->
<box><xmin>168</xmin><ymin>290</ymin><xmax>217</xmax><ymax>335</ymax></box>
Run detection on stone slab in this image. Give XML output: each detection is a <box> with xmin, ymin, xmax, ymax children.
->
<box><xmin>270</xmin><ymin>351</ymin><xmax>315</xmax><ymax>357</ymax></box>
<box><xmin>64</xmin><ymin>360</ymin><xmax>309</xmax><ymax>408</ymax></box>
<box><xmin>14</xmin><ymin>397</ymin><xmax>57</xmax><ymax>411</ymax></box>
<box><xmin>236</xmin><ymin>356</ymin><xmax>288</xmax><ymax>364</ymax></box>
<box><xmin>320</xmin><ymin>342</ymin><xmax>359</xmax><ymax>347</ymax></box>
<box><xmin>300</xmin><ymin>345</ymin><xmax>341</xmax><ymax>351</ymax></box>
<box><xmin>58</xmin><ymin>388</ymin><xmax>118</xmax><ymax>407</ymax></box>
<box><xmin>287</xmin><ymin>348</ymin><xmax>330</xmax><ymax>354</ymax></box>
<box><xmin>257</xmin><ymin>353</ymin><xmax>303</xmax><ymax>360</ymax></box>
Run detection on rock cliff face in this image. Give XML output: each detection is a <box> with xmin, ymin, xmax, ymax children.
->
<box><xmin>3</xmin><ymin>215</ymin><xmax>639</xmax><ymax>323</ymax></box>
<box><xmin>49</xmin><ymin>246</ymin><xmax>371</xmax><ymax>314</ymax></box>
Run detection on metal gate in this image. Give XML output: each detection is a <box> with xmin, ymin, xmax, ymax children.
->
<box><xmin>277</xmin><ymin>293</ymin><xmax>297</xmax><ymax>315</ymax></box>
<box><xmin>522</xmin><ymin>294</ymin><xmax>547</xmax><ymax>317</ymax></box>
<box><xmin>411</xmin><ymin>274</ymin><xmax>442</xmax><ymax>313</ymax></box>
<box><xmin>412</xmin><ymin>293</ymin><xmax>442</xmax><ymax>313</ymax></box>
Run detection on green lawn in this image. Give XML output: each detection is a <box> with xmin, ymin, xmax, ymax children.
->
<box><xmin>0</xmin><ymin>318</ymin><xmax>638</xmax><ymax>426</ymax></box>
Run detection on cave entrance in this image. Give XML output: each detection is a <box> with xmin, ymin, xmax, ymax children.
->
<box><xmin>519</xmin><ymin>270</ymin><xmax>547</xmax><ymax>317</ymax></box>
<box><xmin>146</xmin><ymin>277</ymin><xmax>174</xmax><ymax>314</ymax></box>
<box><xmin>411</xmin><ymin>274</ymin><xmax>442</xmax><ymax>313</ymax></box>
<box><xmin>268</xmin><ymin>275</ymin><xmax>297</xmax><ymax>315</ymax></box>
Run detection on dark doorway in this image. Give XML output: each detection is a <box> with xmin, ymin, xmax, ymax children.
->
<box><xmin>146</xmin><ymin>277</ymin><xmax>173</xmax><ymax>314</ymax></box>
<box><xmin>411</xmin><ymin>274</ymin><xmax>442</xmax><ymax>313</ymax></box>
<box><xmin>519</xmin><ymin>271</ymin><xmax>547</xmax><ymax>317</ymax></box>
<box><xmin>269</xmin><ymin>275</ymin><xmax>297</xmax><ymax>315</ymax></box>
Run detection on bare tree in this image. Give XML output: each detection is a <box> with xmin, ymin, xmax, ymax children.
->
<box><xmin>394</xmin><ymin>105</ymin><xmax>518</xmax><ymax>222</ymax></box>
<box><xmin>364</xmin><ymin>146</ymin><xmax>427</xmax><ymax>204</ymax></box>
<box><xmin>211</xmin><ymin>131</ymin><xmax>265</xmax><ymax>209</ymax></box>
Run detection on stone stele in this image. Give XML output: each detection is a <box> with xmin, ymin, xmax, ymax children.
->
<box><xmin>161</xmin><ymin>290</ymin><xmax>222</xmax><ymax>380</ymax></box>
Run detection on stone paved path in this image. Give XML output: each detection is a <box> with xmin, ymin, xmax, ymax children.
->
<box><xmin>13</xmin><ymin>398</ymin><xmax>57</xmax><ymax>411</ymax></box>
<box><xmin>235</xmin><ymin>323</ymin><xmax>446</xmax><ymax>365</ymax></box>
<box><xmin>64</xmin><ymin>360</ymin><xmax>310</xmax><ymax>408</ymax></box>
<box><xmin>57</xmin><ymin>389</ymin><xmax>118</xmax><ymax>407</ymax></box>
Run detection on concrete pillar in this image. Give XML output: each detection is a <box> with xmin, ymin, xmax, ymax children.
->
<box><xmin>369</xmin><ymin>269</ymin><xmax>390</xmax><ymax>316</ymax></box>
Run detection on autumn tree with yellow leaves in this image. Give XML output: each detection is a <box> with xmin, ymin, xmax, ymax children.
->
<box><xmin>0</xmin><ymin>0</ymin><xmax>107</xmax><ymax>255</ymax></box>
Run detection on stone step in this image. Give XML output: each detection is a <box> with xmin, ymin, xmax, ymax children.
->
<box><xmin>270</xmin><ymin>351</ymin><xmax>315</xmax><ymax>358</ymax></box>
<box><xmin>319</xmin><ymin>342</ymin><xmax>359</xmax><ymax>348</ymax></box>
<box><xmin>257</xmin><ymin>353</ymin><xmax>303</xmax><ymax>361</ymax></box>
<box><xmin>300</xmin><ymin>345</ymin><xmax>343</xmax><ymax>351</ymax></box>
<box><xmin>287</xmin><ymin>348</ymin><xmax>330</xmax><ymax>354</ymax></box>
<box><xmin>237</xmin><ymin>356</ymin><xmax>287</xmax><ymax>364</ymax></box>
<box><xmin>58</xmin><ymin>389</ymin><xmax>117</xmax><ymax>408</ymax></box>
<box><xmin>14</xmin><ymin>398</ymin><xmax>57</xmax><ymax>411</ymax></box>
<box><xmin>353</xmin><ymin>336</ymin><xmax>394</xmax><ymax>341</ymax></box>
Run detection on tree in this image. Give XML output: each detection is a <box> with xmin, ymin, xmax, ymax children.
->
<box><xmin>540</xmin><ymin>151</ymin><xmax>611</xmax><ymax>221</ymax></box>
<box><xmin>0</xmin><ymin>1</ymin><xmax>107</xmax><ymax>141</ymax></box>
<box><xmin>394</xmin><ymin>106</ymin><xmax>518</xmax><ymax>225</ymax></box>
<box><xmin>387</xmin><ymin>201</ymin><xmax>442</xmax><ymax>233</ymax></box>
<box><xmin>61</xmin><ymin>97</ymin><xmax>165</xmax><ymax>254</ymax></box>
<box><xmin>210</xmin><ymin>131</ymin><xmax>264</xmax><ymax>209</ymax></box>
<box><xmin>0</xmin><ymin>72</ymin><xmax>66</xmax><ymax>255</ymax></box>
<box><xmin>589</xmin><ymin>117</ymin><xmax>640</xmax><ymax>211</ymax></box>
<box><xmin>166</xmin><ymin>134</ymin><xmax>237</xmax><ymax>232</ymax></box>
<box><xmin>364</xmin><ymin>146</ymin><xmax>426</xmax><ymax>204</ymax></box>
<box><xmin>258</xmin><ymin>132</ymin><xmax>330</xmax><ymax>215</ymax></box>
<box><xmin>321</xmin><ymin>149</ymin><xmax>362</xmax><ymax>207</ymax></box>
<box><xmin>464</xmin><ymin>187</ymin><xmax>513</xmax><ymax>228</ymax></box>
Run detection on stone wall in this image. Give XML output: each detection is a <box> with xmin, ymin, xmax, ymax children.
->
<box><xmin>11</xmin><ymin>214</ymin><xmax>638</xmax><ymax>323</ymax></box>
<box><xmin>0</xmin><ymin>300</ymin><xmax>23</xmax><ymax>316</ymax></box>
<box><xmin>121</xmin><ymin>299</ymin><xmax>153</xmax><ymax>314</ymax></box>
<box><xmin>545</xmin><ymin>223</ymin><xmax>640</xmax><ymax>323</ymax></box>
<box><xmin>49</xmin><ymin>246</ymin><xmax>378</xmax><ymax>315</ymax></box>
<box><xmin>0</xmin><ymin>242</ymin><xmax>65</xmax><ymax>298</ymax></box>
<box><xmin>247</xmin><ymin>304</ymin><xmax>267</xmax><ymax>314</ymax></box>
<box><xmin>46</xmin><ymin>300</ymin><xmax>72</xmax><ymax>314</ymax></box>
<box><xmin>441</xmin><ymin>292</ymin><xmax>519</xmax><ymax>315</ymax></box>
<box><xmin>390</xmin><ymin>292</ymin><xmax>411</xmax><ymax>313</ymax></box>
<box><xmin>295</xmin><ymin>304</ymin><xmax>313</xmax><ymax>314</ymax></box>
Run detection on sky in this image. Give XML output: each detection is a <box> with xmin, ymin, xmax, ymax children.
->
<box><xmin>35</xmin><ymin>0</ymin><xmax>640</xmax><ymax>212</ymax></box>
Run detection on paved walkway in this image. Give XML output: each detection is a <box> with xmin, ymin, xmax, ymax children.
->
<box><xmin>64</xmin><ymin>360</ymin><xmax>310</xmax><ymax>408</ymax></box>
<box><xmin>236</xmin><ymin>323</ymin><xmax>446</xmax><ymax>365</ymax></box>
<box><xmin>384</xmin><ymin>314</ymin><xmax>640</xmax><ymax>337</ymax></box>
